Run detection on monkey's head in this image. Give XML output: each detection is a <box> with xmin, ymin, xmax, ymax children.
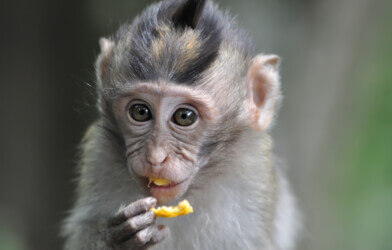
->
<box><xmin>95</xmin><ymin>0</ymin><xmax>281</xmax><ymax>204</ymax></box>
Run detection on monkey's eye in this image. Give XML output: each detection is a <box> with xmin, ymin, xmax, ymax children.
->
<box><xmin>172</xmin><ymin>108</ymin><xmax>197</xmax><ymax>127</ymax></box>
<box><xmin>129</xmin><ymin>104</ymin><xmax>152</xmax><ymax>122</ymax></box>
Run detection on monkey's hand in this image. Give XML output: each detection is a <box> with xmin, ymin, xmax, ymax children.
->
<box><xmin>107</xmin><ymin>197</ymin><xmax>170</xmax><ymax>250</ymax></box>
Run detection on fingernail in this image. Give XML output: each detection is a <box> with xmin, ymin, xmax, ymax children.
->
<box><xmin>148</xmin><ymin>197</ymin><xmax>157</xmax><ymax>206</ymax></box>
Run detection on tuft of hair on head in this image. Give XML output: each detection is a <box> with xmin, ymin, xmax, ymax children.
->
<box><xmin>121</xmin><ymin>0</ymin><xmax>223</xmax><ymax>84</ymax></box>
<box><xmin>96</xmin><ymin>0</ymin><xmax>256</xmax><ymax>88</ymax></box>
<box><xmin>172</xmin><ymin>0</ymin><xmax>207</xmax><ymax>29</ymax></box>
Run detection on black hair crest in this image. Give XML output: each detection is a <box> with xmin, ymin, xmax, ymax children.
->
<box><xmin>122</xmin><ymin>0</ymin><xmax>222</xmax><ymax>84</ymax></box>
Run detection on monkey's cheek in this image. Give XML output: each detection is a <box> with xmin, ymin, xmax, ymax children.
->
<box><xmin>150</xmin><ymin>179</ymin><xmax>191</xmax><ymax>205</ymax></box>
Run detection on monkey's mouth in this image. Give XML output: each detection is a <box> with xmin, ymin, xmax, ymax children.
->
<box><xmin>147</xmin><ymin>177</ymin><xmax>180</xmax><ymax>189</ymax></box>
<box><xmin>144</xmin><ymin>176</ymin><xmax>190</xmax><ymax>204</ymax></box>
<box><xmin>148</xmin><ymin>177</ymin><xmax>171</xmax><ymax>187</ymax></box>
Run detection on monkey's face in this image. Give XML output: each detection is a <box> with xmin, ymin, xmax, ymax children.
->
<box><xmin>112</xmin><ymin>82</ymin><xmax>217</xmax><ymax>204</ymax></box>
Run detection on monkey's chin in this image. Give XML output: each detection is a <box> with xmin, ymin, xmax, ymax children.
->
<box><xmin>149</xmin><ymin>179</ymin><xmax>191</xmax><ymax>205</ymax></box>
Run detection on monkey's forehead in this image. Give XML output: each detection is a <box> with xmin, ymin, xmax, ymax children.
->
<box><xmin>108</xmin><ymin>0</ymin><xmax>254</xmax><ymax>86</ymax></box>
<box><xmin>103</xmin><ymin>81</ymin><xmax>211</xmax><ymax>101</ymax></box>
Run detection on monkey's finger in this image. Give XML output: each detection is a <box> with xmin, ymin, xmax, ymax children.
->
<box><xmin>109</xmin><ymin>197</ymin><xmax>156</xmax><ymax>225</ymax></box>
<box><xmin>108</xmin><ymin>211</ymin><xmax>155</xmax><ymax>243</ymax></box>
<box><xmin>134</xmin><ymin>225</ymin><xmax>158</xmax><ymax>246</ymax></box>
<box><xmin>140</xmin><ymin>225</ymin><xmax>170</xmax><ymax>249</ymax></box>
<box><xmin>121</xmin><ymin>225</ymin><xmax>170</xmax><ymax>248</ymax></box>
<box><xmin>150</xmin><ymin>225</ymin><xmax>170</xmax><ymax>244</ymax></box>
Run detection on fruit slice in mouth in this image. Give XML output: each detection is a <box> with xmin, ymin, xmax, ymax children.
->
<box><xmin>151</xmin><ymin>200</ymin><xmax>193</xmax><ymax>218</ymax></box>
<box><xmin>148</xmin><ymin>177</ymin><xmax>170</xmax><ymax>187</ymax></box>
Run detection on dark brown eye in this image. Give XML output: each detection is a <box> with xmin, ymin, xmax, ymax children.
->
<box><xmin>173</xmin><ymin>108</ymin><xmax>197</xmax><ymax>127</ymax></box>
<box><xmin>129</xmin><ymin>104</ymin><xmax>151</xmax><ymax>122</ymax></box>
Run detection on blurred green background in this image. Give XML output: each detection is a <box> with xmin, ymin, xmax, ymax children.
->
<box><xmin>0</xmin><ymin>0</ymin><xmax>391</xmax><ymax>249</ymax></box>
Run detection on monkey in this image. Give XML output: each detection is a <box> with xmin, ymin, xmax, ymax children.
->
<box><xmin>62</xmin><ymin>0</ymin><xmax>300</xmax><ymax>249</ymax></box>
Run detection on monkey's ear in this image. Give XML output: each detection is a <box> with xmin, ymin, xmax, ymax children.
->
<box><xmin>96</xmin><ymin>38</ymin><xmax>114</xmax><ymax>113</ymax></box>
<box><xmin>245</xmin><ymin>54</ymin><xmax>281</xmax><ymax>131</ymax></box>
<box><xmin>172</xmin><ymin>0</ymin><xmax>207</xmax><ymax>29</ymax></box>
<box><xmin>96</xmin><ymin>37</ymin><xmax>114</xmax><ymax>82</ymax></box>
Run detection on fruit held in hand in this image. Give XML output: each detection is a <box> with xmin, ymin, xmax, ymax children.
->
<box><xmin>151</xmin><ymin>200</ymin><xmax>193</xmax><ymax>218</ymax></box>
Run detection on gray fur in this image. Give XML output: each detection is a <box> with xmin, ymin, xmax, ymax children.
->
<box><xmin>62</xmin><ymin>123</ymin><xmax>299</xmax><ymax>249</ymax></box>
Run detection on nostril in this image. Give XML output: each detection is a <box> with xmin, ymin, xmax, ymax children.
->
<box><xmin>161</xmin><ymin>156</ymin><xmax>168</xmax><ymax>164</ymax></box>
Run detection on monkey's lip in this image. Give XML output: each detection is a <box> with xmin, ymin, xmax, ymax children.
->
<box><xmin>149</xmin><ymin>182</ymin><xmax>179</xmax><ymax>188</ymax></box>
<box><xmin>147</xmin><ymin>177</ymin><xmax>187</xmax><ymax>190</ymax></box>
<box><xmin>147</xmin><ymin>178</ymin><xmax>185</xmax><ymax>189</ymax></box>
<box><xmin>148</xmin><ymin>177</ymin><xmax>171</xmax><ymax>187</ymax></box>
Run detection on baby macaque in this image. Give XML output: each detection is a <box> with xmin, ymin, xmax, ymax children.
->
<box><xmin>62</xmin><ymin>0</ymin><xmax>300</xmax><ymax>249</ymax></box>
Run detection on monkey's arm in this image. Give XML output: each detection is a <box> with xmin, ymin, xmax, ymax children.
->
<box><xmin>62</xmin><ymin>124</ymin><xmax>169</xmax><ymax>249</ymax></box>
<box><xmin>63</xmin><ymin>212</ymin><xmax>109</xmax><ymax>249</ymax></box>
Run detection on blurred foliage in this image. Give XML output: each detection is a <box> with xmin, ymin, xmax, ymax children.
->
<box><xmin>326</xmin><ymin>10</ymin><xmax>392</xmax><ymax>250</ymax></box>
<box><xmin>0</xmin><ymin>227</ymin><xmax>26</xmax><ymax>250</ymax></box>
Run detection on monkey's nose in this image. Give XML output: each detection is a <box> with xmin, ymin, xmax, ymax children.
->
<box><xmin>147</xmin><ymin>150</ymin><xmax>168</xmax><ymax>168</ymax></box>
